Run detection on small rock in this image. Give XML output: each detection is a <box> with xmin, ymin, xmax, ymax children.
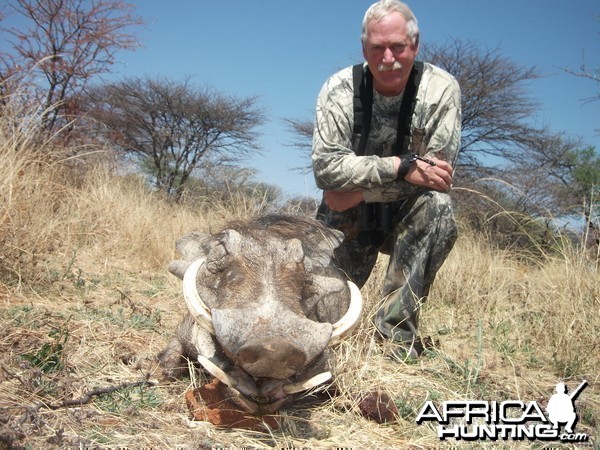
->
<box><xmin>185</xmin><ymin>378</ymin><xmax>279</xmax><ymax>430</ymax></box>
<box><xmin>358</xmin><ymin>391</ymin><xmax>399</xmax><ymax>423</ymax></box>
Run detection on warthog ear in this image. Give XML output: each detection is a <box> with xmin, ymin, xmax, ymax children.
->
<box><xmin>168</xmin><ymin>260</ymin><xmax>189</xmax><ymax>280</ymax></box>
<box><xmin>175</xmin><ymin>232</ymin><xmax>211</xmax><ymax>260</ymax></box>
<box><xmin>169</xmin><ymin>232</ymin><xmax>211</xmax><ymax>279</ymax></box>
<box><xmin>306</xmin><ymin>228</ymin><xmax>344</xmax><ymax>269</ymax></box>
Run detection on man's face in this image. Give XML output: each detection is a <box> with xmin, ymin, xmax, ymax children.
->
<box><xmin>362</xmin><ymin>11</ymin><xmax>419</xmax><ymax>96</ymax></box>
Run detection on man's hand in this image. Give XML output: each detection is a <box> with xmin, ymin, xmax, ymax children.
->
<box><xmin>399</xmin><ymin>155</ymin><xmax>453</xmax><ymax>192</ymax></box>
<box><xmin>324</xmin><ymin>190</ymin><xmax>364</xmax><ymax>212</ymax></box>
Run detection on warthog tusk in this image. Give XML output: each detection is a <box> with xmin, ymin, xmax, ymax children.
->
<box><xmin>183</xmin><ymin>258</ymin><xmax>215</xmax><ymax>334</ymax></box>
<box><xmin>197</xmin><ymin>355</ymin><xmax>237</xmax><ymax>387</ymax></box>
<box><xmin>329</xmin><ymin>281</ymin><xmax>363</xmax><ymax>346</ymax></box>
<box><xmin>197</xmin><ymin>355</ymin><xmax>262</xmax><ymax>413</ymax></box>
<box><xmin>199</xmin><ymin>355</ymin><xmax>331</xmax><ymax>397</ymax></box>
<box><xmin>197</xmin><ymin>355</ymin><xmax>258</xmax><ymax>397</ymax></box>
<box><xmin>282</xmin><ymin>371</ymin><xmax>332</xmax><ymax>394</ymax></box>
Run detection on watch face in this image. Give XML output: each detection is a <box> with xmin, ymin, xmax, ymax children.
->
<box><xmin>397</xmin><ymin>156</ymin><xmax>413</xmax><ymax>180</ymax></box>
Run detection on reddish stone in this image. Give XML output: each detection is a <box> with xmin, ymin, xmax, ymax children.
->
<box><xmin>358</xmin><ymin>391</ymin><xmax>399</xmax><ymax>423</ymax></box>
<box><xmin>185</xmin><ymin>378</ymin><xmax>279</xmax><ymax>430</ymax></box>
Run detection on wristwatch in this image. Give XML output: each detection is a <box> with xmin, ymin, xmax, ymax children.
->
<box><xmin>396</xmin><ymin>156</ymin><xmax>413</xmax><ymax>180</ymax></box>
<box><xmin>396</xmin><ymin>154</ymin><xmax>437</xmax><ymax>180</ymax></box>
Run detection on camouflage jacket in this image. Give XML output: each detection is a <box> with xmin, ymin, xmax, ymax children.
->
<box><xmin>311</xmin><ymin>62</ymin><xmax>461</xmax><ymax>203</ymax></box>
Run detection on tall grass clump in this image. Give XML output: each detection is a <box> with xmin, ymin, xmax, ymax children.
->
<box><xmin>0</xmin><ymin>99</ymin><xmax>75</xmax><ymax>286</ymax></box>
<box><xmin>1</xmin><ymin>99</ymin><xmax>205</xmax><ymax>290</ymax></box>
<box><xmin>443</xmin><ymin>186</ymin><xmax>599</xmax><ymax>385</ymax></box>
<box><xmin>425</xmin><ymin>221</ymin><xmax>599</xmax><ymax>388</ymax></box>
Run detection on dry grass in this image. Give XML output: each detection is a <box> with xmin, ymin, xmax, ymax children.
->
<box><xmin>0</xmin><ymin>104</ymin><xmax>598</xmax><ymax>449</ymax></box>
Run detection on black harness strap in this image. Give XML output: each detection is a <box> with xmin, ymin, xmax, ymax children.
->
<box><xmin>352</xmin><ymin>63</ymin><xmax>373</xmax><ymax>157</ymax></box>
<box><xmin>393</xmin><ymin>61</ymin><xmax>423</xmax><ymax>154</ymax></box>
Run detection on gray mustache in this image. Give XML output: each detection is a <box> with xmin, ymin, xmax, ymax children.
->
<box><xmin>377</xmin><ymin>61</ymin><xmax>403</xmax><ymax>72</ymax></box>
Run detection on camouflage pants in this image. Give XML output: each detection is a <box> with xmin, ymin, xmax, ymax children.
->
<box><xmin>317</xmin><ymin>191</ymin><xmax>457</xmax><ymax>344</ymax></box>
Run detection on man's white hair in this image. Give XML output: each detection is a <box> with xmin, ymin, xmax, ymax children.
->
<box><xmin>361</xmin><ymin>0</ymin><xmax>420</xmax><ymax>47</ymax></box>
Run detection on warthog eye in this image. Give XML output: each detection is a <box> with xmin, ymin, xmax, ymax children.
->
<box><xmin>250</xmin><ymin>394</ymin><xmax>273</xmax><ymax>404</ymax></box>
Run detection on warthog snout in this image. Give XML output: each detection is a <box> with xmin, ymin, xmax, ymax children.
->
<box><xmin>212</xmin><ymin>304</ymin><xmax>335</xmax><ymax>380</ymax></box>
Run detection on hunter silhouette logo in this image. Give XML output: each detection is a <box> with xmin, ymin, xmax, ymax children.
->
<box><xmin>546</xmin><ymin>380</ymin><xmax>587</xmax><ymax>434</ymax></box>
<box><xmin>416</xmin><ymin>380</ymin><xmax>589</xmax><ymax>442</ymax></box>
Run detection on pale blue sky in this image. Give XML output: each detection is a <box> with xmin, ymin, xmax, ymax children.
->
<box><xmin>5</xmin><ymin>1</ymin><xmax>599</xmax><ymax>198</ymax></box>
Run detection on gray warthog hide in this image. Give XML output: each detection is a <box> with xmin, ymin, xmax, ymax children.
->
<box><xmin>158</xmin><ymin>214</ymin><xmax>362</xmax><ymax>414</ymax></box>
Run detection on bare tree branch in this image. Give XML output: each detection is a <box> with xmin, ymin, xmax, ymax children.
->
<box><xmin>0</xmin><ymin>0</ymin><xmax>144</xmax><ymax>133</ymax></box>
<box><xmin>420</xmin><ymin>39</ymin><xmax>543</xmax><ymax>177</ymax></box>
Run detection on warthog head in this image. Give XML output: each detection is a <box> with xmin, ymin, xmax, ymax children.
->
<box><xmin>158</xmin><ymin>214</ymin><xmax>362</xmax><ymax>414</ymax></box>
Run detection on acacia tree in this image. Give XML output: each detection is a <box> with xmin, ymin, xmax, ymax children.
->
<box><xmin>0</xmin><ymin>0</ymin><xmax>143</xmax><ymax>133</ymax></box>
<box><xmin>86</xmin><ymin>76</ymin><xmax>265</xmax><ymax>199</ymax></box>
<box><xmin>283</xmin><ymin>117</ymin><xmax>314</xmax><ymax>175</ymax></box>
<box><xmin>419</xmin><ymin>39</ymin><xmax>545</xmax><ymax>178</ymax></box>
<box><xmin>502</xmin><ymin>133</ymin><xmax>599</xmax><ymax>240</ymax></box>
<box><xmin>564</xmin><ymin>15</ymin><xmax>599</xmax><ymax>134</ymax></box>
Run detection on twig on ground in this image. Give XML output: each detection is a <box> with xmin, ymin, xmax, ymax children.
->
<box><xmin>48</xmin><ymin>379</ymin><xmax>158</xmax><ymax>410</ymax></box>
<box><xmin>13</xmin><ymin>377</ymin><xmax>158</xmax><ymax>426</ymax></box>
